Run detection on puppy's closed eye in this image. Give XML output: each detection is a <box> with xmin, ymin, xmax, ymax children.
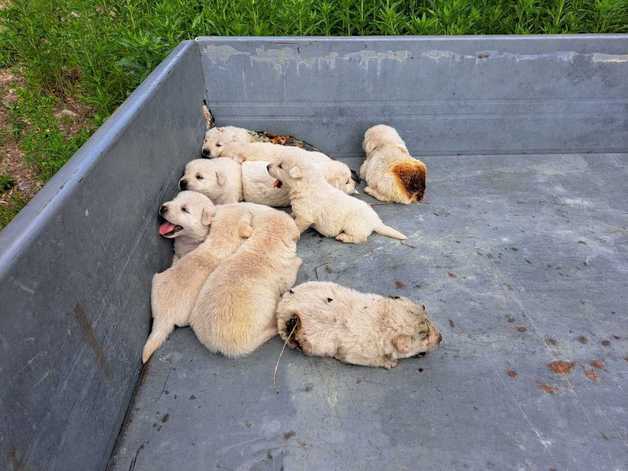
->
<box><xmin>196</xmin><ymin>174</ymin><xmax>204</xmax><ymax>180</ymax></box>
<box><xmin>181</xmin><ymin>206</ymin><xmax>190</xmax><ymax>214</ymax></box>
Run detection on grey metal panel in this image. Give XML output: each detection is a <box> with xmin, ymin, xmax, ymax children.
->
<box><xmin>108</xmin><ymin>152</ymin><xmax>628</xmax><ymax>471</ymax></box>
<box><xmin>197</xmin><ymin>36</ymin><xmax>628</xmax><ymax>158</ymax></box>
<box><xmin>0</xmin><ymin>41</ymin><xmax>206</xmax><ymax>471</ymax></box>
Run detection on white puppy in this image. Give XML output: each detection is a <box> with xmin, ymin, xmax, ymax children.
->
<box><xmin>143</xmin><ymin>203</ymin><xmax>260</xmax><ymax>363</ymax></box>
<box><xmin>179</xmin><ymin>158</ymin><xmax>242</xmax><ymax>204</ymax></box>
<box><xmin>158</xmin><ymin>191</ymin><xmax>216</xmax><ymax>262</ymax></box>
<box><xmin>190</xmin><ymin>208</ymin><xmax>302</xmax><ymax>358</ymax></box>
<box><xmin>268</xmin><ymin>156</ymin><xmax>406</xmax><ymax>243</ymax></box>
<box><xmin>276</xmin><ymin>281</ymin><xmax>442</xmax><ymax>368</ymax></box>
<box><xmin>361</xmin><ymin>125</ymin><xmax>427</xmax><ymax>204</ymax></box>
<box><xmin>208</xmin><ymin>140</ymin><xmax>357</xmax><ymax>195</ymax></box>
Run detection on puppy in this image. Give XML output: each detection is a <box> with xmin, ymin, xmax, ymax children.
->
<box><xmin>241</xmin><ymin>160</ymin><xmax>291</xmax><ymax>207</ymax></box>
<box><xmin>179</xmin><ymin>158</ymin><xmax>242</xmax><ymax>204</ymax></box>
<box><xmin>158</xmin><ymin>191</ymin><xmax>216</xmax><ymax>262</ymax></box>
<box><xmin>143</xmin><ymin>203</ymin><xmax>272</xmax><ymax>363</ymax></box>
<box><xmin>201</xmin><ymin>105</ymin><xmax>320</xmax><ymax>157</ymax></box>
<box><xmin>268</xmin><ymin>156</ymin><xmax>406</xmax><ymax>243</ymax></box>
<box><xmin>190</xmin><ymin>208</ymin><xmax>302</xmax><ymax>358</ymax></box>
<box><xmin>208</xmin><ymin>140</ymin><xmax>357</xmax><ymax>195</ymax></box>
<box><xmin>361</xmin><ymin>124</ymin><xmax>427</xmax><ymax>204</ymax></box>
<box><xmin>276</xmin><ymin>281</ymin><xmax>442</xmax><ymax>368</ymax></box>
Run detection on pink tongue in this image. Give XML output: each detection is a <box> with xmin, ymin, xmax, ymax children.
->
<box><xmin>159</xmin><ymin>222</ymin><xmax>176</xmax><ymax>236</ymax></box>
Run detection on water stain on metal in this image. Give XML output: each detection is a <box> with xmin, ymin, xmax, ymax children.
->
<box><xmin>72</xmin><ymin>303</ymin><xmax>112</xmax><ymax>381</ymax></box>
<box><xmin>547</xmin><ymin>360</ymin><xmax>575</xmax><ymax>375</ymax></box>
<box><xmin>515</xmin><ymin>326</ymin><xmax>528</xmax><ymax>333</ymax></box>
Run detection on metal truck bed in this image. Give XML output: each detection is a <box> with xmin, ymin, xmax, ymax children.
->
<box><xmin>1</xmin><ymin>37</ymin><xmax>627</xmax><ymax>471</ymax></box>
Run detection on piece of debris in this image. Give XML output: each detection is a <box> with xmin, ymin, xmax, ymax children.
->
<box><xmin>447</xmin><ymin>272</ymin><xmax>457</xmax><ymax>278</ymax></box>
<box><xmin>283</xmin><ymin>431</ymin><xmax>296</xmax><ymax>440</ymax></box>
<box><xmin>547</xmin><ymin>360</ymin><xmax>575</xmax><ymax>375</ymax></box>
<box><xmin>577</xmin><ymin>335</ymin><xmax>588</xmax><ymax>344</ymax></box>
<box><xmin>506</xmin><ymin>369</ymin><xmax>518</xmax><ymax>379</ymax></box>
<box><xmin>515</xmin><ymin>325</ymin><xmax>527</xmax><ymax>333</ymax></box>
<box><xmin>160</xmin><ymin>413</ymin><xmax>169</xmax><ymax>423</ymax></box>
<box><xmin>537</xmin><ymin>383</ymin><xmax>559</xmax><ymax>394</ymax></box>
<box><xmin>601</xmin><ymin>339</ymin><xmax>611</xmax><ymax>347</ymax></box>
<box><xmin>545</xmin><ymin>337</ymin><xmax>558</xmax><ymax>346</ymax></box>
<box><xmin>394</xmin><ymin>280</ymin><xmax>407</xmax><ymax>289</ymax></box>
<box><xmin>448</xmin><ymin>319</ymin><xmax>455</xmax><ymax>328</ymax></box>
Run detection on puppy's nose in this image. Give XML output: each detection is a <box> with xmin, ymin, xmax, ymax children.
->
<box><xmin>201</xmin><ymin>148</ymin><xmax>210</xmax><ymax>158</ymax></box>
<box><xmin>179</xmin><ymin>179</ymin><xmax>188</xmax><ymax>190</ymax></box>
<box><xmin>159</xmin><ymin>204</ymin><xmax>168</xmax><ymax>215</ymax></box>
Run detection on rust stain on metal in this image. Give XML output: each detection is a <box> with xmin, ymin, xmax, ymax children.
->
<box><xmin>394</xmin><ymin>280</ymin><xmax>407</xmax><ymax>289</ymax></box>
<box><xmin>506</xmin><ymin>369</ymin><xmax>518</xmax><ymax>379</ymax></box>
<box><xmin>590</xmin><ymin>359</ymin><xmax>605</xmax><ymax>369</ymax></box>
<box><xmin>73</xmin><ymin>303</ymin><xmax>113</xmax><ymax>381</ymax></box>
<box><xmin>547</xmin><ymin>360</ymin><xmax>575</xmax><ymax>375</ymax></box>
<box><xmin>584</xmin><ymin>369</ymin><xmax>599</xmax><ymax>382</ymax></box>
<box><xmin>537</xmin><ymin>382</ymin><xmax>559</xmax><ymax>394</ymax></box>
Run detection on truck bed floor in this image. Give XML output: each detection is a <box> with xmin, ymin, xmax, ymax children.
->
<box><xmin>109</xmin><ymin>153</ymin><xmax>628</xmax><ymax>471</ymax></box>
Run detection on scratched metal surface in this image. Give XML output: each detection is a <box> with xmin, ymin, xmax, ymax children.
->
<box><xmin>109</xmin><ymin>153</ymin><xmax>628</xmax><ymax>471</ymax></box>
<box><xmin>0</xmin><ymin>41</ymin><xmax>206</xmax><ymax>471</ymax></box>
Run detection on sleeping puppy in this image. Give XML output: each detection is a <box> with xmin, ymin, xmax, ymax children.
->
<box><xmin>190</xmin><ymin>208</ymin><xmax>302</xmax><ymax>358</ymax></box>
<box><xmin>201</xmin><ymin>104</ymin><xmax>320</xmax><ymax>157</ymax></box>
<box><xmin>208</xmin><ymin>140</ymin><xmax>357</xmax><ymax>195</ymax></box>
<box><xmin>276</xmin><ymin>281</ymin><xmax>442</xmax><ymax>368</ymax></box>
<box><xmin>179</xmin><ymin>158</ymin><xmax>242</xmax><ymax>204</ymax></box>
<box><xmin>268</xmin><ymin>156</ymin><xmax>406</xmax><ymax>243</ymax></box>
<box><xmin>361</xmin><ymin>124</ymin><xmax>427</xmax><ymax>204</ymax></box>
<box><xmin>143</xmin><ymin>203</ymin><xmax>271</xmax><ymax>363</ymax></box>
<box><xmin>158</xmin><ymin>191</ymin><xmax>216</xmax><ymax>263</ymax></box>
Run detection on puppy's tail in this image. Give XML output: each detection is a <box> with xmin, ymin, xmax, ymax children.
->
<box><xmin>374</xmin><ymin>224</ymin><xmax>407</xmax><ymax>240</ymax></box>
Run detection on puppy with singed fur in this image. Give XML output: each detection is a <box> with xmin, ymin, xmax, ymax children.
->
<box><xmin>158</xmin><ymin>191</ymin><xmax>216</xmax><ymax>263</ymax></box>
<box><xmin>144</xmin><ymin>203</ymin><xmax>264</xmax><ymax>363</ymax></box>
<box><xmin>361</xmin><ymin>124</ymin><xmax>427</xmax><ymax>204</ymax></box>
<box><xmin>268</xmin><ymin>156</ymin><xmax>406</xmax><ymax>243</ymax></box>
<box><xmin>276</xmin><ymin>281</ymin><xmax>442</xmax><ymax>368</ymax></box>
<box><xmin>190</xmin><ymin>209</ymin><xmax>302</xmax><ymax>358</ymax></box>
<box><xmin>179</xmin><ymin>158</ymin><xmax>242</xmax><ymax>204</ymax></box>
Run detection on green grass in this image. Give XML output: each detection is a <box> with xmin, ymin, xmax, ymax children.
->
<box><xmin>0</xmin><ymin>0</ymin><xmax>627</xmax><ymax>228</ymax></box>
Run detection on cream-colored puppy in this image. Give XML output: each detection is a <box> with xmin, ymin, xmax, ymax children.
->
<box><xmin>268</xmin><ymin>156</ymin><xmax>406</xmax><ymax>243</ymax></box>
<box><xmin>143</xmin><ymin>203</ymin><xmax>272</xmax><ymax>363</ymax></box>
<box><xmin>179</xmin><ymin>158</ymin><xmax>242</xmax><ymax>204</ymax></box>
<box><xmin>361</xmin><ymin>124</ymin><xmax>427</xmax><ymax>204</ymax></box>
<box><xmin>241</xmin><ymin>160</ymin><xmax>291</xmax><ymax>207</ymax></box>
<box><xmin>210</xmin><ymin>141</ymin><xmax>357</xmax><ymax>195</ymax></box>
<box><xmin>158</xmin><ymin>191</ymin><xmax>216</xmax><ymax>262</ymax></box>
<box><xmin>276</xmin><ymin>281</ymin><xmax>442</xmax><ymax>368</ymax></box>
<box><xmin>190</xmin><ymin>209</ymin><xmax>302</xmax><ymax>358</ymax></box>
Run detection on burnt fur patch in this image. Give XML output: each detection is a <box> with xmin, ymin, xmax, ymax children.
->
<box><xmin>391</xmin><ymin>160</ymin><xmax>427</xmax><ymax>202</ymax></box>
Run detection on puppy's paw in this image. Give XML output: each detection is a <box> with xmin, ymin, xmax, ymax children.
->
<box><xmin>383</xmin><ymin>356</ymin><xmax>399</xmax><ymax>369</ymax></box>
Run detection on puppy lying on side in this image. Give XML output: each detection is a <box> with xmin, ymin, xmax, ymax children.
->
<box><xmin>143</xmin><ymin>203</ymin><xmax>270</xmax><ymax>363</ymax></box>
<box><xmin>361</xmin><ymin>124</ymin><xmax>427</xmax><ymax>204</ymax></box>
<box><xmin>276</xmin><ymin>281</ymin><xmax>442</xmax><ymax>368</ymax></box>
<box><xmin>190</xmin><ymin>208</ymin><xmax>302</xmax><ymax>358</ymax></box>
<box><xmin>158</xmin><ymin>191</ymin><xmax>216</xmax><ymax>263</ymax></box>
<box><xmin>268</xmin><ymin>156</ymin><xmax>406</xmax><ymax>243</ymax></box>
<box><xmin>208</xmin><ymin>140</ymin><xmax>358</xmax><ymax>195</ymax></box>
<box><xmin>201</xmin><ymin>105</ymin><xmax>320</xmax><ymax>157</ymax></box>
<box><xmin>179</xmin><ymin>158</ymin><xmax>242</xmax><ymax>204</ymax></box>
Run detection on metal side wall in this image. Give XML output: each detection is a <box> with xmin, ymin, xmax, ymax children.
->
<box><xmin>0</xmin><ymin>41</ymin><xmax>205</xmax><ymax>471</ymax></box>
<box><xmin>197</xmin><ymin>36</ymin><xmax>628</xmax><ymax>158</ymax></box>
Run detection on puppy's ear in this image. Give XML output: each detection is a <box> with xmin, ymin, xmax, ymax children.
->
<box><xmin>363</xmin><ymin>138</ymin><xmax>378</xmax><ymax>155</ymax></box>
<box><xmin>215</xmin><ymin>171</ymin><xmax>226</xmax><ymax>186</ymax></box>
<box><xmin>201</xmin><ymin>205</ymin><xmax>216</xmax><ymax>226</ymax></box>
<box><xmin>238</xmin><ymin>211</ymin><xmax>254</xmax><ymax>238</ymax></box>
<box><xmin>202</xmin><ymin>102</ymin><xmax>215</xmax><ymax>129</ymax></box>
<box><xmin>392</xmin><ymin>334</ymin><xmax>413</xmax><ymax>354</ymax></box>
<box><xmin>288</xmin><ymin>166</ymin><xmax>302</xmax><ymax>179</ymax></box>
